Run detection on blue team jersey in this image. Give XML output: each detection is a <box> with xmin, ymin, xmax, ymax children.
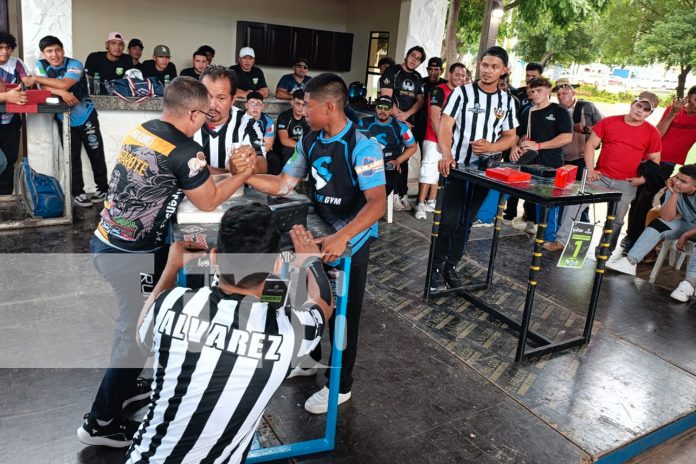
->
<box><xmin>35</xmin><ymin>57</ymin><xmax>94</xmax><ymax>126</ymax></box>
<box><xmin>359</xmin><ymin>116</ymin><xmax>415</xmax><ymax>162</ymax></box>
<box><xmin>276</xmin><ymin>74</ymin><xmax>311</xmax><ymax>94</ymax></box>
<box><xmin>258</xmin><ymin>112</ymin><xmax>275</xmax><ymax>139</ymax></box>
<box><xmin>283</xmin><ymin>120</ymin><xmax>385</xmax><ymax>253</ymax></box>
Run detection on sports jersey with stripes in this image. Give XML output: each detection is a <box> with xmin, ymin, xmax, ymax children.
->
<box><xmin>193</xmin><ymin>107</ymin><xmax>264</xmax><ymax>169</ymax></box>
<box><xmin>126</xmin><ymin>286</ymin><xmax>324</xmax><ymax>464</ymax></box>
<box><xmin>1</xmin><ymin>56</ymin><xmax>30</xmax><ymax>125</ymax></box>
<box><xmin>441</xmin><ymin>82</ymin><xmax>518</xmax><ymax>165</ymax></box>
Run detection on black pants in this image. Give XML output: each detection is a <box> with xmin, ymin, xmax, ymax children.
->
<box><xmin>433</xmin><ymin>179</ymin><xmax>489</xmax><ymax>269</ymax></box>
<box><xmin>311</xmin><ymin>243</ymin><xmax>370</xmax><ymax>394</ymax></box>
<box><xmin>0</xmin><ymin>124</ymin><xmax>21</xmax><ymax>195</ymax></box>
<box><xmin>396</xmin><ymin>161</ymin><xmax>409</xmax><ymax>197</ymax></box>
<box><xmin>56</xmin><ymin>111</ymin><xmax>109</xmax><ymax>196</ymax></box>
<box><xmin>385</xmin><ymin>168</ymin><xmax>399</xmax><ymax>196</ymax></box>
<box><xmin>267</xmin><ymin>146</ymin><xmax>295</xmax><ymax>175</ymax></box>
<box><xmin>626</xmin><ymin>162</ymin><xmax>675</xmax><ymax>244</ymax></box>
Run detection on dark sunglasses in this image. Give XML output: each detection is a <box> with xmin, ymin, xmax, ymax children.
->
<box><xmin>376</xmin><ymin>104</ymin><xmax>391</xmax><ymax>111</ymax></box>
<box><xmin>295</xmin><ymin>64</ymin><xmax>308</xmax><ymax>69</ymax></box>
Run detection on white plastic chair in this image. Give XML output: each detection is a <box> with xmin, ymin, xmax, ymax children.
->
<box><xmin>649</xmin><ymin>239</ymin><xmax>693</xmax><ymax>283</ymax></box>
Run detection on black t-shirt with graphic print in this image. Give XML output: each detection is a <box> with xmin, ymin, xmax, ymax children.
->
<box><xmin>516</xmin><ymin>102</ymin><xmax>572</xmax><ymax>168</ymax></box>
<box><xmin>379</xmin><ymin>64</ymin><xmax>423</xmax><ymax>119</ymax></box>
<box><xmin>229</xmin><ymin>65</ymin><xmax>268</xmax><ymax>91</ymax></box>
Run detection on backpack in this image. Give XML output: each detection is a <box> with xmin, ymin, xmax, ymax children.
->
<box><xmin>572</xmin><ymin>100</ymin><xmax>586</xmax><ymax>124</ymax></box>
<box><xmin>14</xmin><ymin>157</ymin><xmax>65</xmax><ymax>218</ymax></box>
<box><xmin>108</xmin><ymin>76</ymin><xmax>164</xmax><ymax>102</ymax></box>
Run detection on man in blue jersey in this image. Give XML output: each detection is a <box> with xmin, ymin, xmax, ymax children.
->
<box><xmin>275</xmin><ymin>57</ymin><xmax>311</xmax><ymax>100</ymax></box>
<box><xmin>360</xmin><ymin>95</ymin><xmax>417</xmax><ymax>202</ymax></box>
<box><xmin>25</xmin><ymin>35</ymin><xmax>109</xmax><ymax>207</ymax></box>
<box><xmin>245</xmin><ymin>73</ymin><xmax>386</xmax><ymax>414</ymax></box>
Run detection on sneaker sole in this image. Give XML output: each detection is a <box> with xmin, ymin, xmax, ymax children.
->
<box><xmin>122</xmin><ymin>391</ymin><xmax>151</xmax><ymax>410</ymax></box>
<box><xmin>287</xmin><ymin>367</ymin><xmax>317</xmax><ymax>379</ymax></box>
<box><xmin>91</xmin><ymin>198</ymin><xmax>106</xmax><ymax>204</ymax></box>
<box><xmin>73</xmin><ymin>201</ymin><xmax>92</xmax><ymax>207</ymax></box>
<box><xmin>76</xmin><ymin>426</ymin><xmax>132</xmax><ymax>448</ymax></box>
<box><xmin>304</xmin><ymin>392</ymin><xmax>351</xmax><ymax>415</ymax></box>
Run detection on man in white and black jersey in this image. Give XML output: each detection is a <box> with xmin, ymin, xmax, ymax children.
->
<box><xmin>122</xmin><ymin>204</ymin><xmax>332</xmax><ymax>463</ymax></box>
<box><xmin>430</xmin><ymin>46</ymin><xmax>519</xmax><ymax>292</ymax></box>
<box><xmin>194</xmin><ymin>65</ymin><xmax>267</xmax><ymax>174</ymax></box>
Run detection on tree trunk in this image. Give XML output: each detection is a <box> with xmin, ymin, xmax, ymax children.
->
<box><xmin>540</xmin><ymin>51</ymin><xmax>555</xmax><ymax>67</ymax></box>
<box><xmin>444</xmin><ymin>0</ymin><xmax>462</xmax><ymax>66</ymax></box>
<box><xmin>676</xmin><ymin>65</ymin><xmax>691</xmax><ymax>98</ymax></box>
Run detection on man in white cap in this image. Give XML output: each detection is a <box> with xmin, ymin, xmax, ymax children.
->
<box><xmin>84</xmin><ymin>31</ymin><xmax>134</xmax><ymax>94</ymax></box>
<box><xmin>229</xmin><ymin>46</ymin><xmax>268</xmax><ymax>99</ymax></box>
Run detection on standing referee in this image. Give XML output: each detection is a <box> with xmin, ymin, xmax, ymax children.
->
<box><xmin>430</xmin><ymin>46</ymin><xmax>519</xmax><ymax>292</ymax></box>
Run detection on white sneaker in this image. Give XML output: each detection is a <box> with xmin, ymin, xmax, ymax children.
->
<box><xmin>670</xmin><ymin>281</ymin><xmax>695</xmax><ymax>302</ymax></box>
<box><xmin>502</xmin><ymin>218</ymin><xmax>515</xmax><ymax>226</ymax></box>
<box><xmin>425</xmin><ymin>199</ymin><xmax>436</xmax><ymax>213</ymax></box>
<box><xmin>304</xmin><ymin>386</ymin><xmax>352</xmax><ymax>414</ymax></box>
<box><xmin>414</xmin><ymin>203</ymin><xmax>427</xmax><ymax>220</ymax></box>
<box><xmin>524</xmin><ymin>221</ymin><xmax>537</xmax><ymax>235</ymax></box>
<box><xmin>605</xmin><ymin>256</ymin><xmax>637</xmax><ymax>276</ymax></box>
<box><xmin>472</xmin><ymin>219</ymin><xmax>493</xmax><ymax>228</ymax></box>
<box><xmin>399</xmin><ymin>195</ymin><xmax>413</xmax><ymax>211</ymax></box>
<box><xmin>287</xmin><ymin>366</ymin><xmax>317</xmax><ymax>379</ymax></box>
<box><xmin>393</xmin><ymin>194</ymin><xmax>405</xmax><ymax>211</ymax></box>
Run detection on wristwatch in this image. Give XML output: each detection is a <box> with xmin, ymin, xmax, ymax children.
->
<box><xmin>583</xmin><ymin>126</ymin><xmax>591</xmax><ymax>135</ymax></box>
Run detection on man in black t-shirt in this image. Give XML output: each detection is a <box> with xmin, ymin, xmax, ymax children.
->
<box><xmin>179</xmin><ymin>49</ymin><xmax>209</xmax><ymax>79</ymax></box>
<box><xmin>78</xmin><ymin>77</ymin><xmax>260</xmax><ymax>449</ymax></box>
<box><xmin>229</xmin><ymin>47</ymin><xmax>269</xmax><ymax>99</ymax></box>
<box><xmin>139</xmin><ymin>45</ymin><xmax>177</xmax><ymax>84</ymax></box>
<box><xmin>271</xmin><ymin>89</ymin><xmax>309</xmax><ymax>174</ymax></box>
<box><xmin>127</xmin><ymin>38</ymin><xmax>143</xmax><ymax>67</ymax></box>
<box><xmin>84</xmin><ymin>31</ymin><xmax>134</xmax><ymax>93</ymax></box>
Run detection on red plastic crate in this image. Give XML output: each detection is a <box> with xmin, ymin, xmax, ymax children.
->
<box><xmin>485</xmin><ymin>167</ymin><xmax>532</xmax><ymax>183</ymax></box>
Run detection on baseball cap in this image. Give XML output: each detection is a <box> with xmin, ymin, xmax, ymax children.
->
<box><xmin>552</xmin><ymin>78</ymin><xmax>580</xmax><ymax>92</ymax></box>
<box><xmin>128</xmin><ymin>38</ymin><xmax>143</xmax><ymax>49</ymax></box>
<box><xmin>239</xmin><ymin>47</ymin><xmax>255</xmax><ymax>58</ymax></box>
<box><xmin>153</xmin><ymin>45</ymin><xmax>171</xmax><ymax>57</ymax></box>
<box><xmin>106</xmin><ymin>32</ymin><xmax>124</xmax><ymax>43</ymax></box>
<box><xmin>636</xmin><ymin>91</ymin><xmax>659</xmax><ymax>111</ymax></box>
<box><xmin>375</xmin><ymin>96</ymin><xmax>393</xmax><ymax>108</ymax></box>
<box><xmin>427</xmin><ymin>57</ymin><xmax>443</xmax><ymax>69</ymax></box>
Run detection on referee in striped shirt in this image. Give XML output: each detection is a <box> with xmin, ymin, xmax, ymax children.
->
<box><xmin>122</xmin><ymin>204</ymin><xmax>332</xmax><ymax>463</ymax></box>
<box><xmin>429</xmin><ymin>46</ymin><xmax>519</xmax><ymax>292</ymax></box>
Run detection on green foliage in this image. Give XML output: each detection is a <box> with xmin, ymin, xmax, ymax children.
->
<box><xmin>636</xmin><ymin>9</ymin><xmax>696</xmax><ymax>71</ymax></box>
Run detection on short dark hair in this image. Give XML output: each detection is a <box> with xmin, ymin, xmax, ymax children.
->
<box><xmin>679</xmin><ymin>164</ymin><xmax>696</xmax><ymax>181</ymax></box>
<box><xmin>526</xmin><ymin>62</ymin><xmax>544</xmax><ymax>74</ymax></box>
<box><xmin>0</xmin><ymin>31</ymin><xmax>17</xmax><ymax>50</ymax></box>
<box><xmin>406</xmin><ymin>46</ymin><xmax>426</xmax><ymax>63</ymax></box>
<box><xmin>304</xmin><ymin>73</ymin><xmax>348</xmax><ymax>109</ymax></box>
<box><xmin>192</xmin><ymin>50</ymin><xmax>208</xmax><ymax>60</ymax></box>
<box><xmin>449</xmin><ymin>62</ymin><xmax>466</xmax><ymax>74</ymax></box>
<box><xmin>688</xmin><ymin>86</ymin><xmax>696</xmax><ymax>97</ymax></box>
<box><xmin>216</xmin><ymin>203</ymin><xmax>281</xmax><ymax>287</ymax></box>
<box><xmin>247</xmin><ymin>91</ymin><xmax>264</xmax><ymax>101</ymax></box>
<box><xmin>163</xmin><ymin>76</ymin><xmax>209</xmax><ymax>115</ymax></box>
<box><xmin>378</xmin><ymin>57</ymin><xmax>395</xmax><ymax>68</ymax></box>
<box><xmin>292</xmin><ymin>89</ymin><xmax>305</xmax><ymax>100</ymax></box>
<box><xmin>527</xmin><ymin>76</ymin><xmax>552</xmax><ymax>89</ymax></box>
<box><xmin>197</xmin><ymin>45</ymin><xmax>215</xmax><ymax>58</ymax></box>
<box><xmin>201</xmin><ymin>65</ymin><xmax>238</xmax><ymax>96</ymax></box>
<box><xmin>38</xmin><ymin>35</ymin><xmax>63</xmax><ymax>51</ymax></box>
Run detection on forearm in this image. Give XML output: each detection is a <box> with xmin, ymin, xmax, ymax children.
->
<box><xmin>247</xmin><ymin>173</ymin><xmax>298</xmax><ymax>196</ymax></box>
<box><xmin>33</xmin><ymin>76</ymin><xmax>73</xmax><ymax>90</ymax></box>
<box><xmin>405</xmin><ymin>98</ymin><xmax>424</xmax><ymax>117</ymax></box>
<box><xmin>490</xmin><ymin>132</ymin><xmax>517</xmax><ymax>152</ymax></box>
<box><xmin>333</xmin><ymin>191</ymin><xmax>386</xmax><ymax>242</ymax></box>
<box><xmin>661</xmin><ymin>193</ymin><xmax>679</xmax><ymax>220</ymax></box>
<box><xmin>275</xmin><ymin>88</ymin><xmax>292</xmax><ymax>100</ymax></box>
<box><xmin>648</xmin><ymin>152</ymin><xmax>661</xmax><ymax>164</ymax></box>
<box><xmin>395</xmin><ymin>146</ymin><xmax>417</xmax><ymax>165</ymax></box>
<box><xmin>204</xmin><ymin>173</ymin><xmax>252</xmax><ymax>209</ymax></box>
<box><xmin>656</xmin><ymin>113</ymin><xmax>677</xmax><ymax>137</ymax></box>
<box><xmin>258</xmin><ymin>87</ymin><xmax>269</xmax><ymax>98</ymax></box>
<box><xmin>538</xmin><ymin>133</ymin><xmax>572</xmax><ymax>150</ymax></box>
<box><xmin>254</xmin><ymin>156</ymin><xmax>268</xmax><ymax>174</ymax></box>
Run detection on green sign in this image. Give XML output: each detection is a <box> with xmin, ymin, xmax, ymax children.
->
<box><xmin>557</xmin><ymin>222</ymin><xmax>595</xmax><ymax>269</ymax></box>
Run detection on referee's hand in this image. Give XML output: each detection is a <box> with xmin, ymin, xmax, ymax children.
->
<box><xmin>438</xmin><ymin>154</ymin><xmax>456</xmax><ymax>177</ymax></box>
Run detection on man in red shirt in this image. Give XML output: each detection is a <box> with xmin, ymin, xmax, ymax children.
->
<box><xmin>414</xmin><ymin>62</ymin><xmax>468</xmax><ymax>220</ymax></box>
<box><xmin>624</xmin><ymin>86</ymin><xmax>696</xmax><ymax>251</ymax></box>
<box><xmin>548</xmin><ymin>91</ymin><xmax>662</xmax><ymax>254</ymax></box>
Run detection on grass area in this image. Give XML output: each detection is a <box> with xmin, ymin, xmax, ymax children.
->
<box><xmin>576</xmin><ymin>85</ymin><xmax>675</xmax><ymax>106</ymax></box>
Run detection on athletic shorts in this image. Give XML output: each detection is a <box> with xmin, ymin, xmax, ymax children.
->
<box><xmin>419</xmin><ymin>140</ymin><xmax>441</xmax><ymax>184</ymax></box>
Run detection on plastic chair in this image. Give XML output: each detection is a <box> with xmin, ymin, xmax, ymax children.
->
<box><xmin>649</xmin><ymin>239</ymin><xmax>693</xmax><ymax>283</ymax></box>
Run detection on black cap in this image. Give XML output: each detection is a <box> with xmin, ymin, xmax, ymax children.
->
<box><xmin>128</xmin><ymin>38</ymin><xmax>143</xmax><ymax>49</ymax></box>
<box><xmin>482</xmin><ymin>46</ymin><xmax>509</xmax><ymax>66</ymax></box>
<box><xmin>427</xmin><ymin>57</ymin><xmax>443</xmax><ymax>68</ymax></box>
<box><xmin>247</xmin><ymin>91</ymin><xmax>264</xmax><ymax>102</ymax></box>
<box><xmin>375</xmin><ymin>95</ymin><xmax>393</xmax><ymax>108</ymax></box>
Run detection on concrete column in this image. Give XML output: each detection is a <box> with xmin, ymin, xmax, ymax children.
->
<box><xmin>21</xmin><ymin>0</ymin><xmax>73</xmax><ymax>180</ymax></box>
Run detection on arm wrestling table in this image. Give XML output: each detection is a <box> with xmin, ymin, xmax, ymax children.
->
<box><xmin>423</xmin><ymin>165</ymin><xmax>622</xmax><ymax>362</ymax></box>
<box><xmin>0</xmin><ymin>102</ymin><xmax>72</xmax><ymax>230</ymax></box>
<box><xmin>171</xmin><ymin>189</ymin><xmax>351</xmax><ymax>462</ymax></box>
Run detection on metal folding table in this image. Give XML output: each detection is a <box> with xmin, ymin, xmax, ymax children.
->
<box><xmin>423</xmin><ymin>165</ymin><xmax>622</xmax><ymax>361</ymax></box>
<box><xmin>0</xmin><ymin>102</ymin><xmax>72</xmax><ymax>229</ymax></box>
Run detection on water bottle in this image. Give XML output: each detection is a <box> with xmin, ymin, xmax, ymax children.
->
<box><xmin>92</xmin><ymin>73</ymin><xmax>101</xmax><ymax>95</ymax></box>
<box><xmin>164</xmin><ymin>74</ymin><xmax>170</xmax><ymax>87</ymax></box>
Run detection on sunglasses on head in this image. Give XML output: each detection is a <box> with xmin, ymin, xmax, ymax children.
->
<box><xmin>376</xmin><ymin>104</ymin><xmax>391</xmax><ymax>111</ymax></box>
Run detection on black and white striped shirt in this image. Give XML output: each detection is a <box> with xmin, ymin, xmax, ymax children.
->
<box><xmin>125</xmin><ymin>286</ymin><xmax>324</xmax><ymax>464</ymax></box>
<box><xmin>441</xmin><ymin>82</ymin><xmax>518</xmax><ymax>165</ymax></box>
<box><xmin>193</xmin><ymin>107</ymin><xmax>265</xmax><ymax>169</ymax></box>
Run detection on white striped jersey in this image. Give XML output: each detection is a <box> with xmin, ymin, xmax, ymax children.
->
<box><xmin>193</xmin><ymin>107</ymin><xmax>265</xmax><ymax>169</ymax></box>
<box><xmin>441</xmin><ymin>82</ymin><xmax>518</xmax><ymax>165</ymax></box>
<box><xmin>125</xmin><ymin>286</ymin><xmax>324</xmax><ymax>464</ymax></box>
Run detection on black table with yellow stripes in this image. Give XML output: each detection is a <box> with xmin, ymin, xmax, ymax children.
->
<box><xmin>423</xmin><ymin>165</ymin><xmax>622</xmax><ymax>361</ymax></box>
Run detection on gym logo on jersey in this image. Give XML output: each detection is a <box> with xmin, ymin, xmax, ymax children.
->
<box><xmin>468</xmin><ymin>103</ymin><xmax>485</xmax><ymax>114</ymax></box>
<box><xmin>291</xmin><ymin>126</ymin><xmax>304</xmax><ymax>138</ymax></box>
<box><xmin>354</xmin><ymin>157</ymin><xmax>384</xmax><ymax>177</ymax></box>
<box><xmin>253</xmin><ymin>77</ymin><xmax>259</xmax><ymax>85</ymax></box>
<box><xmin>402</xmin><ymin>80</ymin><xmax>415</xmax><ymax>92</ymax></box>
<box><xmin>311</xmin><ymin>156</ymin><xmax>332</xmax><ymax>190</ymax></box>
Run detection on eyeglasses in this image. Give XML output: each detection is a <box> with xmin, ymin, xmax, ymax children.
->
<box><xmin>190</xmin><ymin>109</ymin><xmax>213</xmax><ymax>118</ymax></box>
<box><xmin>247</xmin><ymin>101</ymin><xmax>264</xmax><ymax>108</ymax></box>
<box><xmin>375</xmin><ymin>105</ymin><xmax>391</xmax><ymax>111</ymax></box>
<box><xmin>295</xmin><ymin>64</ymin><xmax>308</xmax><ymax>69</ymax></box>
